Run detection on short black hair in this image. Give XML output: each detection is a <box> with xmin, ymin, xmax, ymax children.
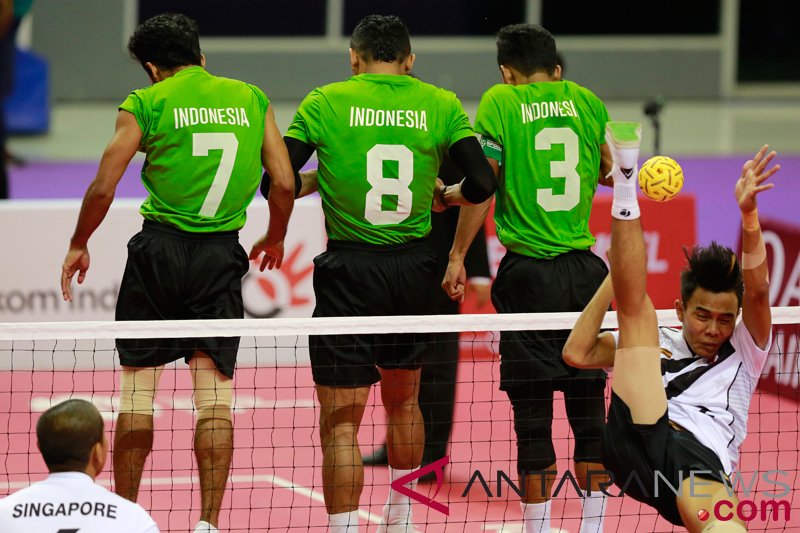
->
<box><xmin>350</xmin><ymin>14</ymin><xmax>411</xmax><ymax>63</ymax></box>
<box><xmin>680</xmin><ymin>241</ymin><xmax>744</xmax><ymax>306</ymax></box>
<box><xmin>37</xmin><ymin>399</ymin><xmax>104</xmax><ymax>473</ymax></box>
<box><xmin>496</xmin><ymin>23</ymin><xmax>558</xmax><ymax>77</ymax></box>
<box><xmin>128</xmin><ymin>13</ymin><xmax>202</xmax><ymax>71</ymax></box>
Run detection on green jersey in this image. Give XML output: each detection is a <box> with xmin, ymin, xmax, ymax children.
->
<box><xmin>286</xmin><ymin>73</ymin><xmax>474</xmax><ymax>245</ymax></box>
<box><xmin>120</xmin><ymin>66</ymin><xmax>268</xmax><ymax>232</ymax></box>
<box><xmin>475</xmin><ymin>80</ymin><xmax>609</xmax><ymax>258</ymax></box>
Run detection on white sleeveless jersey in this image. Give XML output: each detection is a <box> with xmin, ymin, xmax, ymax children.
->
<box><xmin>0</xmin><ymin>472</ymin><xmax>159</xmax><ymax>533</ymax></box>
<box><xmin>613</xmin><ymin>320</ymin><xmax>770</xmax><ymax>474</ymax></box>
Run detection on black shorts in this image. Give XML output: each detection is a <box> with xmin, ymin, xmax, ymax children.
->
<box><xmin>310</xmin><ymin>239</ymin><xmax>438</xmax><ymax>387</ymax></box>
<box><xmin>115</xmin><ymin>220</ymin><xmax>249</xmax><ymax>378</ymax></box>
<box><xmin>491</xmin><ymin>249</ymin><xmax>608</xmax><ymax>387</ymax></box>
<box><xmin>506</xmin><ymin>377</ymin><xmax>606</xmax><ymax>472</ymax></box>
<box><xmin>601</xmin><ymin>392</ymin><xmax>727</xmax><ymax>526</ymax></box>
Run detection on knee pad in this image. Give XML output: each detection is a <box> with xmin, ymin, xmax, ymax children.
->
<box><xmin>119</xmin><ymin>366</ymin><xmax>164</xmax><ymax>415</ymax></box>
<box><xmin>567</xmin><ymin>384</ymin><xmax>605</xmax><ymax>464</ymax></box>
<box><xmin>515</xmin><ymin>416</ymin><xmax>557</xmax><ymax>472</ymax></box>
<box><xmin>190</xmin><ymin>355</ymin><xmax>232</xmax><ymax>422</ymax></box>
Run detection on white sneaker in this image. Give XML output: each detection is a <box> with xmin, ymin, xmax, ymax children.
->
<box><xmin>193</xmin><ymin>520</ymin><xmax>219</xmax><ymax>533</ymax></box>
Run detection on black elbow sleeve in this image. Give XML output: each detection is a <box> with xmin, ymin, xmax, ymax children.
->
<box><xmin>262</xmin><ymin>137</ymin><xmax>315</xmax><ymax>200</ymax></box>
<box><xmin>448</xmin><ymin>136</ymin><xmax>497</xmax><ymax>203</ymax></box>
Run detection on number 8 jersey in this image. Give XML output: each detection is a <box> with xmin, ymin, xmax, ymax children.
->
<box><xmin>286</xmin><ymin>73</ymin><xmax>475</xmax><ymax>245</ymax></box>
<box><xmin>475</xmin><ymin>80</ymin><xmax>609</xmax><ymax>258</ymax></box>
<box><xmin>120</xmin><ymin>66</ymin><xmax>269</xmax><ymax>232</ymax></box>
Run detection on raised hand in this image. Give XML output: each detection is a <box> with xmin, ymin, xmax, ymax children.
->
<box><xmin>735</xmin><ymin>145</ymin><xmax>780</xmax><ymax>214</ymax></box>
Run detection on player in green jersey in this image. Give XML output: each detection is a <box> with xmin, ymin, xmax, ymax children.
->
<box><xmin>270</xmin><ymin>14</ymin><xmax>495</xmax><ymax>532</ymax></box>
<box><xmin>442</xmin><ymin>24</ymin><xmax>614</xmax><ymax>533</ymax></box>
<box><xmin>59</xmin><ymin>14</ymin><xmax>295</xmax><ymax>533</ymax></box>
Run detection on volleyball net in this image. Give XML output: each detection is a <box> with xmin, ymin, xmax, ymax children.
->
<box><xmin>1</xmin><ymin>309</ymin><xmax>799</xmax><ymax>532</ymax></box>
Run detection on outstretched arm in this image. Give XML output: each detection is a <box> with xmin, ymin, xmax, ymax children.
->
<box><xmin>736</xmin><ymin>145</ymin><xmax>779</xmax><ymax>349</ymax></box>
<box><xmin>61</xmin><ymin>110</ymin><xmax>141</xmax><ymax>301</ymax></box>
<box><xmin>563</xmin><ymin>274</ymin><xmax>617</xmax><ymax>369</ymax></box>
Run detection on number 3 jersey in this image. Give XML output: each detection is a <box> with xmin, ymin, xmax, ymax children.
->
<box><xmin>475</xmin><ymin>80</ymin><xmax>609</xmax><ymax>258</ymax></box>
<box><xmin>120</xmin><ymin>66</ymin><xmax>269</xmax><ymax>232</ymax></box>
<box><xmin>286</xmin><ymin>73</ymin><xmax>475</xmax><ymax>245</ymax></box>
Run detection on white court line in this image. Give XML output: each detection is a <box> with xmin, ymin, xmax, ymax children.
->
<box><xmin>0</xmin><ymin>473</ymin><xmax>383</xmax><ymax>524</ymax></box>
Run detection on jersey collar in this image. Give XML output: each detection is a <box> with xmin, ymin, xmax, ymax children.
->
<box><xmin>48</xmin><ymin>471</ymin><xmax>94</xmax><ymax>483</ymax></box>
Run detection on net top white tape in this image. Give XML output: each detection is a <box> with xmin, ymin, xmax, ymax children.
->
<box><xmin>1</xmin><ymin>307</ymin><xmax>799</xmax><ymax>341</ymax></box>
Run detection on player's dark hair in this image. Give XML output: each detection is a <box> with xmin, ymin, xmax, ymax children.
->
<box><xmin>350</xmin><ymin>14</ymin><xmax>411</xmax><ymax>63</ymax></box>
<box><xmin>128</xmin><ymin>13</ymin><xmax>202</xmax><ymax>71</ymax></box>
<box><xmin>37</xmin><ymin>399</ymin><xmax>104</xmax><ymax>473</ymax></box>
<box><xmin>496</xmin><ymin>23</ymin><xmax>558</xmax><ymax>77</ymax></box>
<box><xmin>680</xmin><ymin>241</ymin><xmax>744</xmax><ymax>307</ymax></box>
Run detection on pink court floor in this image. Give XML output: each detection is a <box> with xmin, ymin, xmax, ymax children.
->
<box><xmin>1</xmin><ymin>358</ymin><xmax>799</xmax><ymax>532</ymax></box>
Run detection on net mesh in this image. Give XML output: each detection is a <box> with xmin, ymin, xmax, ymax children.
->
<box><xmin>1</xmin><ymin>309</ymin><xmax>799</xmax><ymax>532</ymax></box>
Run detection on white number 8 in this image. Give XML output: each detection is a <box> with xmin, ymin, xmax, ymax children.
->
<box><xmin>364</xmin><ymin>144</ymin><xmax>414</xmax><ymax>225</ymax></box>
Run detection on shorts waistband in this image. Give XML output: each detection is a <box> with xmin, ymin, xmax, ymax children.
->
<box><xmin>506</xmin><ymin>248</ymin><xmax>595</xmax><ymax>262</ymax></box>
<box><xmin>142</xmin><ymin>219</ymin><xmax>239</xmax><ymax>241</ymax></box>
<box><xmin>326</xmin><ymin>238</ymin><xmax>428</xmax><ymax>253</ymax></box>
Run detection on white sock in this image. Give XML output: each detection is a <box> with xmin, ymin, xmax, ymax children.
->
<box><xmin>520</xmin><ymin>500</ymin><xmax>551</xmax><ymax>533</ymax></box>
<box><xmin>605</xmin><ymin>122</ymin><xmax>642</xmax><ymax>220</ymax></box>
<box><xmin>579</xmin><ymin>489</ymin><xmax>607</xmax><ymax>533</ymax></box>
<box><xmin>193</xmin><ymin>521</ymin><xmax>219</xmax><ymax>533</ymax></box>
<box><xmin>383</xmin><ymin>467</ymin><xmax>415</xmax><ymax>525</ymax></box>
<box><xmin>329</xmin><ymin>510</ymin><xmax>359</xmax><ymax>532</ymax></box>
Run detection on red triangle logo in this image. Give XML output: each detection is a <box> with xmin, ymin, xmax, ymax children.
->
<box><xmin>389</xmin><ymin>456</ymin><xmax>450</xmax><ymax>516</ymax></box>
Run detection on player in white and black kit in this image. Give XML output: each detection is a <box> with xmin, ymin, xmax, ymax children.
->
<box><xmin>563</xmin><ymin>124</ymin><xmax>779</xmax><ymax>532</ymax></box>
<box><xmin>0</xmin><ymin>399</ymin><xmax>158</xmax><ymax>533</ymax></box>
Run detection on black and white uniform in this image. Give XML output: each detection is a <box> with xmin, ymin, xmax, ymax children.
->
<box><xmin>602</xmin><ymin>321</ymin><xmax>771</xmax><ymax>525</ymax></box>
<box><xmin>0</xmin><ymin>472</ymin><xmax>159</xmax><ymax>533</ymax></box>
<box><xmin>655</xmin><ymin>322</ymin><xmax>770</xmax><ymax>474</ymax></box>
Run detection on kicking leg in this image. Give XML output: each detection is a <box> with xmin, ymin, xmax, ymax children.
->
<box><xmin>606</xmin><ymin>122</ymin><xmax>665</xmax><ymax>424</ymax></box>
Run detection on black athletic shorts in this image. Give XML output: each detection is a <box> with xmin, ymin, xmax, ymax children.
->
<box><xmin>491</xmin><ymin>249</ymin><xmax>608</xmax><ymax>388</ymax></box>
<box><xmin>506</xmin><ymin>377</ymin><xmax>606</xmax><ymax>472</ymax></box>
<box><xmin>115</xmin><ymin>220</ymin><xmax>249</xmax><ymax>378</ymax></box>
<box><xmin>310</xmin><ymin>238</ymin><xmax>438</xmax><ymax>387</ymax></box>
<box><xmin>602</xmin><ymin>392</ymin><xmax>727</xmax><ymax>526</ymax></box>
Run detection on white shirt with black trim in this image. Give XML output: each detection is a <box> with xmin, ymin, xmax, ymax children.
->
<box><xmin>0</xmin><ymin>472</ymin><xmax>159</xmax><ymax>533</ymax></box>
<box><xmin>612</xmin><ymin>320</ymin><xmax>771</xmax><ymax>475</ymax></box>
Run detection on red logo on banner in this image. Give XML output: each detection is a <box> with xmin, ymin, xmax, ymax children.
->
<box><xmin>589</xmin><ymin>194</ymin><xmax>697</xmax><ymax>309</ymax></box>
<box><xmin>748</xmin><ymin>218</ymin><xmax>800</xmax><ymax>400</ymax></box>
<box><xmin>242</xmin><ymin>243</ymin><xmax>313</xmax><ymax>318</ymax></box>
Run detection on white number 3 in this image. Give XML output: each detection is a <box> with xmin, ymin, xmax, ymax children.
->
<box><xmin>535</xmin><ymin>127</ymin><xmax>580</xmax><ymax>212</ymax></box>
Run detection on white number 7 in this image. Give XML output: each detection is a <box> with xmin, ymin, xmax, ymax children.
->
<box><xmin>193</xmin><ymin>132</ymin><xmax>239</xmax><ymax>217</ymax></box>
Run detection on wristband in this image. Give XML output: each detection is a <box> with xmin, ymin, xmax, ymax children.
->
<box><xmin>742</xmin><ymin>208</ymin><xmax>759</xmax><ymax>231</ymax></box>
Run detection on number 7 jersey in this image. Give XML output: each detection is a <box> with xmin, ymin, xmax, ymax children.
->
<box><xmin>286</xmin><ymin>73</ymin><xmax>475</xmax><ymax>245</ymax></box>
<box><xmin>475</xmin><ymin>80</ymin><xmax>609</xmax><ymax>258</ymax></box>
<box><xmin>120</xmin><ymin>66</ymin><xmax>269</xmax><ymax>232</ymax></box>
